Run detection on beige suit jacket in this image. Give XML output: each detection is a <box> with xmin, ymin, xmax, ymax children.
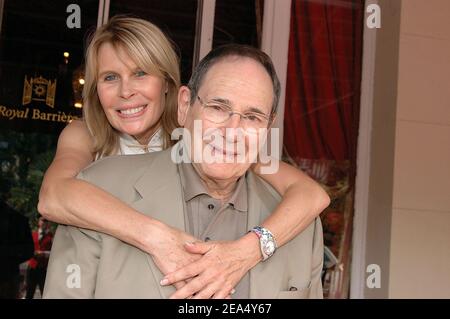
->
<box><xmin>43</xmin><ymin>143</ymin><xmax>323</xmax><ymax>299</ymax></box>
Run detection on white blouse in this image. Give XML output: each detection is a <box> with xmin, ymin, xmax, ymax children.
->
<box><xmin>118</xmin><ymin>128</ymin><xmax>164</xmax><ymax>155</ymax></box>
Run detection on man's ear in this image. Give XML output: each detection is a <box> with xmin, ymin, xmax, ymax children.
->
<box><xmin>177</xmin><ymin>86</ymin><xmax>191</xmax><ymax>126</ymax></box>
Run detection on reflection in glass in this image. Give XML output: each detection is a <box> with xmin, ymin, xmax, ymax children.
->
<box><xmin>108</xmin><ymin>0</ymin><xmax>198</xmax><ymax>84</ymax></box>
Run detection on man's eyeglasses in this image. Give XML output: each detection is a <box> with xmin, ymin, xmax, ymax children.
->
<box><xmin>196</xmin><ymin>95</ymin><xmax>271</xmax><ymax>130</ymax></box>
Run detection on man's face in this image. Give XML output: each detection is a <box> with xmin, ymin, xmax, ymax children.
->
<box><xmin>179</xmin><ymin>56</ymin><xmax>274</xmax><ymax>183</ymax></box>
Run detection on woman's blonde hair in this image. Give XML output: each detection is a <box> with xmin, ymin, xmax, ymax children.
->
<box><xmin>83</xmin><ymin>15</ymin><xmax>181</xmax><ymax>157</ymax></box>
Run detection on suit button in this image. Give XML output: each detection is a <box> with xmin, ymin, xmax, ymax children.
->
<box><xmin>289</xmin><ymin>287</ymin><xmax>298</xmax><ymax>291</ymax></box>
<box><xmin>208</xmin><ymin>204</ymin><xmax>214</xmax><ymax>210</ymax></box>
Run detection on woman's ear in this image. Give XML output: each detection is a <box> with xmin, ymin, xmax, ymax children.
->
<box><xmin>177</xmin><ymin>86</ymin><xmax>191</xmax><ymax>126</ymax></box>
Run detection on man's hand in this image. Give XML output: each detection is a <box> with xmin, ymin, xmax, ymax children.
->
<box><xmin>160</xmin><ymin>233</ymin><xmax>262</xmax><ymax>299</ymax></box>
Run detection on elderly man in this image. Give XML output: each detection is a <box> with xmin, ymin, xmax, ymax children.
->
<box><xmin>43</xmin><ymin>44</ymin><xmax>323</xmax><ymax>299</ymax></box>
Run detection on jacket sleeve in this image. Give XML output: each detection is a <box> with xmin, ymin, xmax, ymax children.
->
<box><xmin>309</xmin><ymin>217</ymin><xmax>324</xmax><ymax>299</ymax></box>
<box><xmin>43</xmin><ymin>225</ymin><xmax>102</xmax><ymax>298</ymax></box>
<box><xmin>43</xmin><ymin>170</ymin><xmax>102</xmax><ymax>299</ymax></box>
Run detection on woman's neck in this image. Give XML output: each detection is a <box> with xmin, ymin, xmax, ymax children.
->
<box><xmin>132</xmin><ymin>124</ymin><xmax>161</xmax><ymax>145</ymax></box>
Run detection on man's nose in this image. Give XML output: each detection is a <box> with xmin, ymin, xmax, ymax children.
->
<box><xmin>119</xmin><ymin>79</ymin><xmax>135</xmax><ymax>99</ymax></box>
<box><xmin>222</xmin><ymin>113</ymin><xmax>245</xmax><ymax>143</ymax></box>
<box><xmin>226</xmin><ymin>113</ymin><xmax>242</xmax><ymax>128</ymax></box>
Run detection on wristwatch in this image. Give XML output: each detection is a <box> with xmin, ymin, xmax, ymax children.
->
<box><xmin>250</xmin><ymin>226</ymin><xmax>277</xmax><ymax>261</ymax></box>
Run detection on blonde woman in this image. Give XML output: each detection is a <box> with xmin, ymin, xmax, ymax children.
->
<box><xmin>39</xmin><ymin>16</ymin><xmax>329</xmax><ymax>298</ymax></box>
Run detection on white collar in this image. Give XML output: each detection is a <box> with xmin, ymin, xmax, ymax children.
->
<box><xmin>119</xmin><ymin>128</ymin><xmax>163</xmax><ymax>155</ymax></box>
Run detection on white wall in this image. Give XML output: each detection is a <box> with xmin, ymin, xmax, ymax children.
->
<box><xmin>389</xmin><ymin>0</ymin><xmax>450</xmax><ymax>298</ymax></box>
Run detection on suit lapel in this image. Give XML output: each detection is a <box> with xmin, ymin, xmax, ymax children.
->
<box><xmin>131</xmin><ymin>144</ymin><xmax>186</xmax><ymax>298</ymax></box>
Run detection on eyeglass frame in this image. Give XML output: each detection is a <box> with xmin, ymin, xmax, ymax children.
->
<box><xmin>195</xmin><ymin>95</ymin><xmax>273</xmax><ymax>128</ymax></box>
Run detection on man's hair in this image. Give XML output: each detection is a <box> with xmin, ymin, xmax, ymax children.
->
<box><xmin>187</xmin><ymin>44</ymin><xmax>281</xmax><ymax>117</ymax></box>
<box><xmin>83</xmin><ymin>15</ymin><xmax>181</xmax><ymax>157</ymax></box>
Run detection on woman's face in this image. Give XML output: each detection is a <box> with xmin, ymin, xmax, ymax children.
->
<box><xmin>96</xmin><ymin>42</ymin><xmax>166</xmax><ymax>144</ymax></box>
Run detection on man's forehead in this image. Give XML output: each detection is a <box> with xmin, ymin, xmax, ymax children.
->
<box><xmin>202</xmin><ymin>56</ymin><xmax>265</xmax><ymax>79</ymax></box>
<box><xmin>197</xmin><ymin>57</ymin><xmax>273</xmax><ymax>109</ymax></box>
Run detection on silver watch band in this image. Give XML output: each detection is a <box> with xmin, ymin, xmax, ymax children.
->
<box><xmin>250</xmin><ymin>226</ymin><xmax>277</xmax><ymax>261</ymax></box>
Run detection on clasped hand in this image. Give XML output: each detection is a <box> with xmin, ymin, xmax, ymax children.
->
<box><xmin>150</xmin><ymin>226</ymin><xmax>260</xmax><ymax>299</ymax></box>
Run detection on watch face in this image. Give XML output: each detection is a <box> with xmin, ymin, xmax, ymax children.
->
<box><xmin>264</xmin><ymin>241</ymin><xmax>275</xmax><ymax>256</ymax></box>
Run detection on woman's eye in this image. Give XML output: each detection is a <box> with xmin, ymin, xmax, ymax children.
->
<box><xmin>135</xmin><ymin>70</ymin><xmax>147</xmax><ymax>77</ymax></box>
<box><xmin>104</xmin><ymin>74</ymin><xmax>117</xmax><ymax>81</ymax></box>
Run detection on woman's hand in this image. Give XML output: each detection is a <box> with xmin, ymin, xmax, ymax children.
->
<box><xmin>146</xmin><ymin>224</ymin><xmax>202</xmax><ymax>290</ymax></box>
<box><xmin>160</xmin><ymin>233</ymin><xmax>262</xmax><ymax>299</ymax></box>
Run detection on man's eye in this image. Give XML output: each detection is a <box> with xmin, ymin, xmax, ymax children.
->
<box><xmin>135</xmin><ymin>70</ymin><xmax>147</xmax><ymax>77</ymax></box>
<box><xmin>245</xmin><ymin>113</ymin><xmax>263</xmax><ymax>122</ymax></box>
<box><xmin>209</xmin><ymin>104</ymin><xmax>229</xmax><ymax>112</ymax></box>
<box><xmin>104</xmin><ymin>74</ymin><xmax>117</xmax><ymax>81</ymax></box>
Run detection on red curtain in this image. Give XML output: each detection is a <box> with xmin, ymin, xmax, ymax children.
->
<box><xmin>283</xmin><ymin>0</ymin><xmax>364</xmax><ymax>168</ymax></box>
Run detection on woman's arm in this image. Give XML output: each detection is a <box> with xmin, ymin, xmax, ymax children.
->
<box><xmin>162</xmin><ymin>159</ymin><xmax>330</xmax><ymax>299</ymax></box>
<box><xmin>253</xmin><ymin>160</ymin><xmax>330</xmax><ymax>247</ymax></box>
<box><xmin>38</xmin><ymin>120</ymin><xmax>199</xmax><ymax>279</ymax></box>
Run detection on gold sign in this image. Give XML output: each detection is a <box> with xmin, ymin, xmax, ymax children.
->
<box><xmin>22</xmin><ymin>75</ymin><xmax>57</xmax><ymax>108</ymax></box>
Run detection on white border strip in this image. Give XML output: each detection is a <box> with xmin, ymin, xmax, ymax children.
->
<box><xmin>197</xmin><ymin>0</ymin><xmax>216</xmax><ymax>63</ymax></box>
<box><xmin>350</xmin><ymin>0</ymin><xmax>378</xmax><ymax>299</ymax></box>
<box><xmin>97</xmin><ymin>0</ymin><xmax>105</xmax><ymax>28</ymax></box>
<box><xmin>103</xmin><ymin>0</ymin><xmax>110</xmax><ymax>24</ymax></box>
<box><xmin>261</xmin><ymin>0</ymin><xmax>292</xmax><ymax>155</ymax></box>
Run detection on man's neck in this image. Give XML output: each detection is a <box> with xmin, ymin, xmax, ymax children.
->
<box><xmin>191</xmin><ymin>165</ymin><xmax>238</xmax><ymax>201</ymax></box>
